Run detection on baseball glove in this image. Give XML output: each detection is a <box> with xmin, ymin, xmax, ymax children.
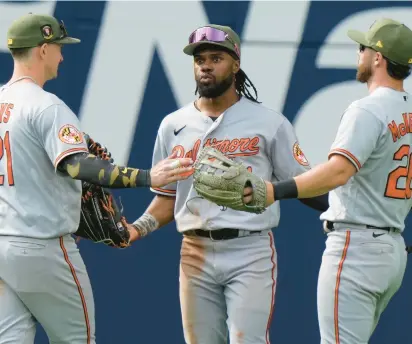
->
<box><xmin>74</xmin><ymin>134</ymin><xmax>130</xmax><ymax>248</ymax></box>
<box><xmin>192</xmin><ymin>146</ymin><xmax>267</xmax><ymax>214</ymax></box>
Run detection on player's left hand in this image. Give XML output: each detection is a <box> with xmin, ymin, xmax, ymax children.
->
<box><xmin>192</xmin><ymin>146</ymin><xmax>268</xmax><ymax>214</ymax></box>
<box><xmin>244</xmin><ymin>182</ymin><xmax>274</xmax><ymax>205</ymax></box>
<box><xmin>243</xmin><ymin>186</ymin><xmax>254</xmax><ymax>204</ymax></box>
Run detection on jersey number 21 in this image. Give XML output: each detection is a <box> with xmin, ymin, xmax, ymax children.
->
<box><xmin>0</xmin><ymin>131</ymin><xmax>14</xmax><ymax>186</ymax></box>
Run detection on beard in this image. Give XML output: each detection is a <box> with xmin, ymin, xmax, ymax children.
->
<box><xmin>356</xmin><ymin>63</ymin><xmax>372</xmax><ymax>83</ymax></box>
<box><xmin>196</xmin><ymin>73</ymin><xmax>234</xmax><ymax>98</ymax></box>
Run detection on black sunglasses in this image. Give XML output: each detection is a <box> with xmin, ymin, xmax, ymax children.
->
<box><xmin>358</xmin><ymin>44</ymin><xmax>408</xmax><ymax>71</ymax></box>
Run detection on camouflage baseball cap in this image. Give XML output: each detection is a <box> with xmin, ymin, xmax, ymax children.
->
<box><xmin>183</xmin><ymin>24</ymin><xmax>241</xmax><ymax>59</ymax></box>
<box><xmin>7</xmin><ymin>13</ymin><xmax>80</xmax><ymax>49</ymax></box>
<box><xmin>347</xmin><ymin>18</ymin><xmax>412</xmax><ymax>66</ymax></box>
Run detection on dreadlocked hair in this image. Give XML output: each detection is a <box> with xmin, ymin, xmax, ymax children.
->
<box><xmin>235</xmin><ymin>69</ymin><xmax>260</xmax><ymax>103</ymax></box>
<box><xmin>195</xmin><ymin>69</ymin><xmax>260</xmax><ymax>103</ymax></box>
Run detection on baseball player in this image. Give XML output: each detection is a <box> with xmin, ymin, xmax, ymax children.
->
<box><xmin>0</xmin><ymin>13</ymin><xmax>192</xmax><ymax>344</ymax></box>
<box><xmin>240</xmin><ymin>18</ymin><xmax>412</xmax><ymax>344</ymax></box>
<box><xmin>127</xmin><ymin>25</ymin><xmax>328</xmax><ymax>343</ymax></box>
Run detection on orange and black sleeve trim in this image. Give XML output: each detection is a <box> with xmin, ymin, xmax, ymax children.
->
<box><xmin>151</xmin><ymin>187</ymin><xmax>176</xmax><ymax>196</ymax></box>
<box><xmin>328</xmin><ymin>148</ymin><xmax>362</xmax><ymax>171</ymax></box>
<box><xmin>54</xmin><ymin>148</ymin><xmax>89</xmax><ymax>170</ymax></box>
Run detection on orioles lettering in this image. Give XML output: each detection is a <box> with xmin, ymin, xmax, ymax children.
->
<box><xmin>388</xmin><ymin>113</ymin><xmax>412</xmax><ymax>142</ymax></box>
<box><xmin>0</xmin><ymin>103</ymin><xmax>14</xmax><ymax>124</ymax></box>
<box><xmin>172</xmin><ymin>137</ymin><xmax>260</xmax><ymax>161</ymax></box>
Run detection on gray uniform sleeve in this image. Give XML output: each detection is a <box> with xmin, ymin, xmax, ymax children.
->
<box><xmin>32</xmin><ymin>104</ymin><xmax>88</xmax><ymax>170</ymax></box>
<box><xmin>329</xmin><ymin>106</ymin><xmax>382</xmax><ymax>171</ymax></box>
<box><xmin>271</xmin><ymin>118</ymin><xmax>311</xmax><ymax>181</ymax></box>
<box><xmin>149</xmin><ymin>128</ymin><xmax>176</xmax><ymax>196</ymax></box>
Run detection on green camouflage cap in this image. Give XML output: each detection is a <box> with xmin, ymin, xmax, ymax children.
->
<box><xmin>183</xmin><ymin>24</ymin><xmax>241</xmax><ymax>59</ymax></box>
<box><xmin>348</xmin><ymin>18</ymin><xmax>412</xmax><ymax>66</ymax></box>
<box><xmin>7</xmin><ymin>13</ymin><xmax>80</xmax><ymax>49</ymax></box>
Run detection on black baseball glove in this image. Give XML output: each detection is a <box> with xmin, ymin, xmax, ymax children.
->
<box><xmin>74</xmin><ymin>134</ymin><xmax>130</xmax><ymax>248</ymax></box>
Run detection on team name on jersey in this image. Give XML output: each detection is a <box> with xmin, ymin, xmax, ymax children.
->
<box><xmin>0</xmin><ymin>103</ymin><xmax>14</xmax><ymax>124</ymax></box>
<box><xmin>388</xmin><ymin>113</ymin><xmax>412</xmax><ymax>143</ymax></box>
<box><xmin>172</xmin><ymin>136</ymin><xmax>260</xmax><ymax>160</ymax></box>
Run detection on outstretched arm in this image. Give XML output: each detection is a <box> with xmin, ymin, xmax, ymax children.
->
<box><xmin>57</xmin><ymin>151</ymin><xmax>193</xmax><ymax>189</ymax></box>
<box><xmin>258</xmin><ymin>154</ymin><xmax>356</xmax><ymax>206</ymax></box>
<box><xmin>254</xmin><ymin>106</ymin><xmax>382</xmax><ymax>207</ymax></box>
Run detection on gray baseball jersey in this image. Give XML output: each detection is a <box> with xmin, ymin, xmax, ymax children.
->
<box><xmin>317</xmin><ymin>87</ymin><xmax>411</xmax><ymax>344</ymax></box>
<box><xmin>0</xmin><ymin>82</ymin><xmax>88</xmax><ymax>238</ymax></box>
<box><xmin>151</xmin><ymin>97</ymin><xmax>311</xmax><ymax>232</ymax></box>
<box><xmin>320</xmin><ymin>87</ymin><xmax>412</xmax><ymax>231</ymax></box>
<box><xmin>150</xmin><ymin>96</ymin><xmax>310</xmax><ymax>343</ymax></box>
<box><xmin>0</xmin><ymin>80</ymin><xmax>95</xmax><ymax>344</ymax></box>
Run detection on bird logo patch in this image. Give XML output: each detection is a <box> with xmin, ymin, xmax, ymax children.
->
<box><xmin>41</xmin><ymin>25</ymin><xmax>53</xmax><ymax>40</ymax></box>
<box><xmin>293</xmin><ymin>142</ymin><xmax>309</xmax><ymax>166</ymax></box>
<box><xmin>58</xmin><ymin>124</ymin><xmax>83</xmax><ymax>145</ymax></box>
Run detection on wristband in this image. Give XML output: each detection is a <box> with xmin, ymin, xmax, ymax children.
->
<box><xmin>272</xmin><ymin>179</ymin><xmax>298</xmax><ymax>200</ymax></box>
<box><xmin>132</xmin><ymin>213</ymin><xmax>159</xmax><ymax>238</ymax></box>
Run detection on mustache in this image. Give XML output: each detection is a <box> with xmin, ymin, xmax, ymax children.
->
<box><xmin>198</xmin><ymin>73</ymin><xmax>215</xmax><ymax>81</ymax></box>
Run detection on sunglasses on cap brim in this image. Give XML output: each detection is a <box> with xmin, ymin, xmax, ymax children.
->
<box><xmin>188</xmin><ymin>26</ymin><xmax>240</xmax><ymax>58</ymax></box>
<box><xmin>358</xmin><ymin>44</ymin><xmax>410</xmax><ymax>69</ymax></box>
<box><xmin>58</xmin><ymin>20</ymin><xmax>69</xmax><ymax>39</ymax></box>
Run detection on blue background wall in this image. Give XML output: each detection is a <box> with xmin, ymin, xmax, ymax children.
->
<box><xmin>1</xmin><ymin>1</ymin><xmax>412</xmax><ymax>343</ymax></box>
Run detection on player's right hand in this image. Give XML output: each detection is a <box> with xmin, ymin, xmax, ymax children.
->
<box><xmin>150</xmin><ymin>151</ymin><xmax>194</xmax><ymax>188</ymax></box>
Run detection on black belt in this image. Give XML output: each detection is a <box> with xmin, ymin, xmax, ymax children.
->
<box><xmin>184</xmin><ymin>228</ymin><xmax>262</xmax><ymax>241</ymax></box>
<box><xmin>326</xmin><ymin>221</ymin><xmax>392</xmax><ymax>232</ymax></box>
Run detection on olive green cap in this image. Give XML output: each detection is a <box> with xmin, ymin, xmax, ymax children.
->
<box><xmin>183</xmin><ymin>24</ymin><xmax>241</xmax><ymax>59</ymax></box>
<box><xmin>7</xmin><ymin>13</ymin><xmax>80</xmax><ymax>49</ymax></box>
<box><xmin>348</xmin><ymin>18</ymin><xmax>412</xmax><ymax>66</ymax></box>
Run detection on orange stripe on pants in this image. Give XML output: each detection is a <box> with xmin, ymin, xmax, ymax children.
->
<box><xmin>266</xmin><ymin>231</ymin><xmax>277</xmax><ymax>344</ymax></box>
<box><xmin>59</xmin><ymin>237</ymin><xmax>91</xmax><ymax>344</ymax></box>
<box><xmin>334</xmin><ymin>231</ymin><xmax>351</xmax><ymax>344</ymax></box>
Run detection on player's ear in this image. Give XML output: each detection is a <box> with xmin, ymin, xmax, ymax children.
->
<box><xmin>374</xmin><ymin>52</ymin><xmax>383</xmax><ymax>67</ymax></box>
<box><xmin>39</xmin><ymin>43</ymin><xmax>48</xmax><ymax>60</ymax></box>
<box><xmin>232</xmin><ymin>60</ymin><xmax>240</xmax><ymax>74</ymax></box>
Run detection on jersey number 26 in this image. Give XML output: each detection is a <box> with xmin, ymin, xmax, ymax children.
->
<box><xmin>385</xmin><ymin>144</ymin><xmax>412</xmax><ymax>199</ymax></box>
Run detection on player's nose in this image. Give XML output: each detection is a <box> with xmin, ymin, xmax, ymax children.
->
<box><xmin>200</xmin><ymin>61</ymin><xmax>213</xmax><ymax>72</ymax></box>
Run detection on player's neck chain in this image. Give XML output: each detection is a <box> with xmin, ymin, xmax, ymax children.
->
<box><xmin>7</xmin><ymin>76</ymin><xmax>38</xmax><ymax>88</ymax></box>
